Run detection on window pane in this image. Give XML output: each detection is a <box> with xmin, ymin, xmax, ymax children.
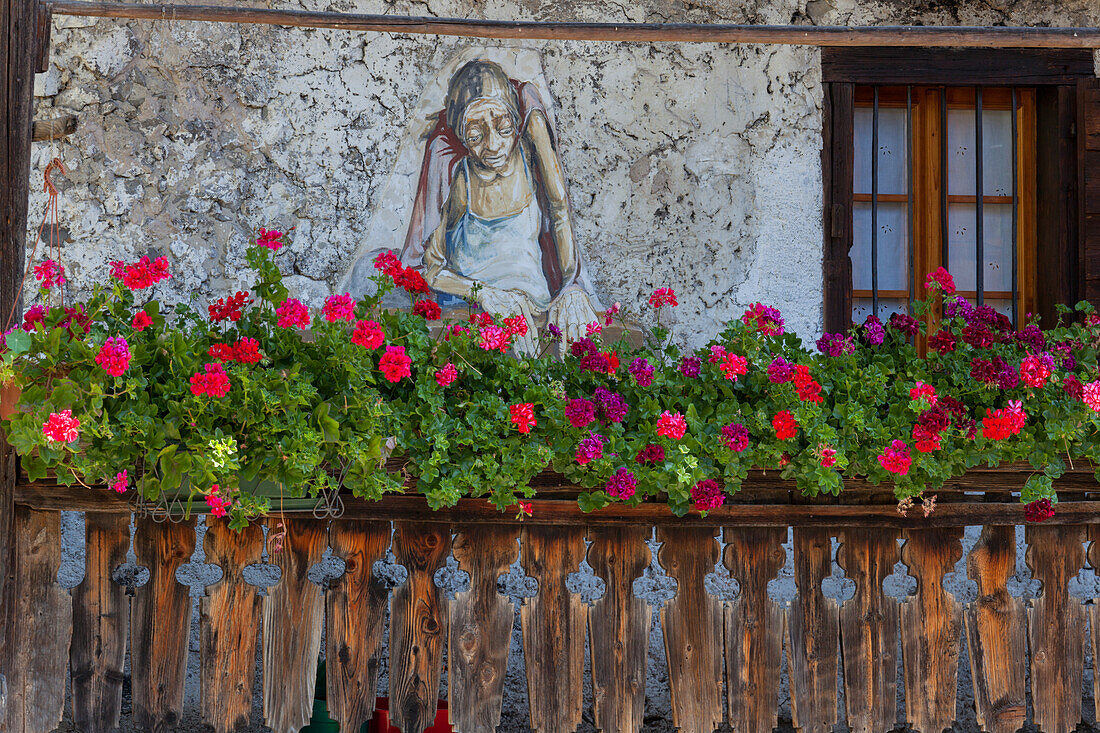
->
<box><xmin>947</xmin><ymin>203</ymin><xmax>1013</xmax><ymax>293</ymax></box>
<box><xmin>853</xmin><ymin>298</ymin><xmax>909</xmax><ymax>323</ymax></box>
<box><xmin>854</xmin><ymin>107</ymin><xmax>908</xmax><ymax>196</ymax></box>
<box><xmin>853</xmin><ymin>202</ymin><xmax>909</xmax><ymax>291</ymax></box>
<box><xmin>947</xmin><ymin>107</ymin><xmax>1012</xmax><ymax>197</ymax></box>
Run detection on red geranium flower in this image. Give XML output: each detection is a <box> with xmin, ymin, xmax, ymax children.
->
<box><xmin>772</xmin><ymin>410</ymin><xmax>798</xmax><ymax>440</ymax></box>
<box><xmin>1024</xmin><ymin>498</ymin><xmax>1055</xmax><ymax>523</ymax></box>
<box><xmin>509</xmin><ymin>403</ymin><xmax>537</xmax><ymax>434</ymax></box>
<box><xmin>435</xmin><ymin>363</ymin><xmax>458</xmax><ymax>387</ymax></box>
<box><xmin>351</xmin><ymin>320</ymin><xmax>385</xmax><ymax>350</ymax></box>
<box><xmin>648</xmin><ymin>287</ymin><xmax>678</xmax><ymax>308</ymax></box>
<box><xmin>190</xmin><ymin>363</ymin><xmax>231</xmax><ymax>397</ymax></box>
<box><xmin>121</xmin><ymin>256</ymin><xmax>171</xmax><ymax>290</ymax></box>
<box><xmin>379</xmin><ymin>345</ymin><xmax>412</xmax><ymax>383</ymax></box>
<box><xmin>95</xmin><ymin>336</ymin><xmax>132</xmax><ymax>377</ymax></box>
<box><xmin>656</xmin><ymin>410</ymin><xmax>687</xmax><ymax>441</ymax></box>
<box><xmin>209</xmin><ymin>291</ymin><xmax>252</xmax><ymax>323</ymax></box>
<box><xmin>256</xmin><ymin>228</ymin><xmax>284</xmax><ymax>250</ymax></box>
<box><xmin>924</xmin><ymin>266</ymin><xmax>956</xmax><ymax>295</ymax></box>
<box><xmin>42</xmin><ymin>410</ymin><xmax>80</xmax><ymax>443</ymax></box>
<box><xmin>322</xmin><ymin>293</ymin><xmax>357</xmax><ymax>323</ymax></box>
<box><xmin>413</xmin><ymin>300</ymin><xmax>442</xmax><ymax>320</ymax></box>
<box><xmin>131</xmin><ymin>311</ymin><xmax>153</xmax><ymax>331</ymax></box>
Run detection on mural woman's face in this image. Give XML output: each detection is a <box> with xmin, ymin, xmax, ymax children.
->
<box><xmin>460</xmin><ymin>98</ymin><xmax>517</xmax><ymax>172</ymax></box>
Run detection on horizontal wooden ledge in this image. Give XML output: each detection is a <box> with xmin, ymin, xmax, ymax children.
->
<box><xmin>43</xmin><ymin>2</ymin><xmax>1100</xmax><ymax>48</ymax></box>
<box><xmin>15</xmin><ymin>481</ymin><xmax>1100</xmax><ymax>527</ymax></box>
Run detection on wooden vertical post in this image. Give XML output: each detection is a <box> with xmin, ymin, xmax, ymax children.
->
<box><xmin>0</xmin><ymin>0</ymin><xmax>37</xmax><ymax>719</ymax></box>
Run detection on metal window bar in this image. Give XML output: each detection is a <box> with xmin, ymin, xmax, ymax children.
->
<box><xmin>975</xmin><ymin>86</ymin><xmax>984</xmax><ymax>306</ymax></box>
<box><xmin>1011</xmin><ymin>87</ymin><xmax>1018</xmax><ymax>327</ymax></box>
<box><xmin>871</xmin><ymin>85</ymin><xmax>879</xmax><ymax>317</ymax></box>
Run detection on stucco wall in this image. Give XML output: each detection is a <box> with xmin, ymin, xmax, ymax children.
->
<box><xmin>28</xmin><ymin>0</ymin><xmax>1100</xmax><ymax>731</ymax></box>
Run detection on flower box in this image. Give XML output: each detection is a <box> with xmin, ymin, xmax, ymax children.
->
<box><xmin>4</xmin><ymin>237</ymin><xmax>1100</xmax><ymax>526</ymax></box>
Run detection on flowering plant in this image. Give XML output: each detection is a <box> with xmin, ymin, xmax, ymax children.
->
<box><xmin>4</xmin><ymin>235</ymin><xmax>1100</xmax><ymax>526</ymax></box>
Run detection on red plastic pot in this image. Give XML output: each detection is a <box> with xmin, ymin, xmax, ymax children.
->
<box><xmin>369</xmin><ymin>697</ymin><xmax>452</xmax><ymax>733</ymax></box>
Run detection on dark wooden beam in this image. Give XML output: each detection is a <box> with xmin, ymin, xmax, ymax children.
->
<box><xmin>1</xmin><ymin>0</ymin><xmax>37</xmax><ymax>720</ymax></box>
<box><xmin>822</xmin><ymin>47</ymin><xmax>1096</xmax><ymax>84</ymax></box>
<box><xmin>15</xmin><ymin>477</ymin><xmax>1100</xmax><ymax>527</ymax></box>
<box><xmin>44</xmin><ymin>1</ymin><xmax>1100</xmax><ymax>48</ymax></box>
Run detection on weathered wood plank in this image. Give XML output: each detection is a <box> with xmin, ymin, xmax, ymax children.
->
<box><xmin>657</xmin><ymin>526</ymin><xmax>723</xmax><ymax>733</ymax></box>
<box><xmin>588</xmin><ymin>526</ymin><xmax>651</xmax><ymax>733</ymax></box>
<box><xmin>6</xmin><ymin>507</ymin><xmax>71</xmax><ymax>733</ymax></box>
<box><xmin>44</xmin><ymin>1</ymin><xmax>1100</xmax><ymax>48</ymax></box>
<box><xmin>1025</xmin><ymin>523</ymin><xmax>1086</xmax><ymax>733</ymax></box>
<box><xmin>900</xmin><ymin>527</ymin><xmax>964</xmax><ymax>733</ymax></box>
<box><xmin>131</xmin><ymin>516</ymin><xmax>197</xmax><ymax>733</ymax></box>
<box><xmin>70</xmin><ymin>512</ymin><xmax>130</xmax><ymax>733</ymax></box>
<box><xmin>964</xmin><ymin>525</ymin><xmax>1026</xmax><ymax>733</ymax></box>
<box><xmin>837</xmin><ymin>528</ymin><xmax>900</xmax><ymax>733</ymax></box>
<box><xmin>724</xmin><ymin>526</ymin><xmax>786</xmax><ymax>733</ymax></box>
<box><xmin>786</xmin><ymin>527</ymin><xmax>839</xmax><ymax>733</ymax></box>
<box><xmin>390</xmin><ymin>521</ymin><xmax>451</xmax><ymax>733</ymax></box>
<box><xmin>262</xmin><ymin>517</ymin><xmax>327</xmax><ymax>733</ymax></box>
<box><xmin>1089</xmin><ymin>525</ymin><xmax>1100</xmax><ymax>724</ymax></box>
<box><xmin>520</xmin><ymin>525</ymin><xmax>587</xmax><ymax>733</ymax></box>
<box><xmin>326</xmin><ymin>519</ymin><xmax>391</xmax><ymax>733</ymax></box>
<box><xmin>201</xmin><ymin>519</ymin><xmax>264</xmax><ymax>733</ymax></box>
<box><xmin>0</xmin><ymin>0</ymin><xmax>37</xmax><ymax>716</ymax></box>
<box><xmin>449</xmin><ymin>525</ymin><xmax>520</xmax><ymax>733</ymax></box>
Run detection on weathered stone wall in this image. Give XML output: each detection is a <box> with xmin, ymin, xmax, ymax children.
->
<box><xmin>30</xmin><ymin>1</ymin><xmax>1100</xmax><ymax>732</ymax></box>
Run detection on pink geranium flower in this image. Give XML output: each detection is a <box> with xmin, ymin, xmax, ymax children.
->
<box><xmin>33</xmin><ymin>259</ymin><xmax>65</xmax><ymax>289</ymax></box>
<box><xmin>95</xmin><ymin>336</ymin><xmax>132</xmax><ymax>377</ymax></box>
<box><xmin>435</xmin><ymin>363</ymin><xmax>458</xmax><ymax>387</ymax></box>
<box><xmin>275</xmin><ymin>298</ymin><xmax>310</xmax><ymax>329</ymax></box>
<box><xmin>322</xmin><ymin>293</ymin><xmax>357</xmax><ymax>323</ymax></box>
<box><xmin>43</xmin><ymin>410</ymin><xmax>80</xmax><ymax>443</ymax></box>
<box><xmin>656</xmin><ymin>411</ymin><xmax>687</xmax><ymax>441</ymax></box>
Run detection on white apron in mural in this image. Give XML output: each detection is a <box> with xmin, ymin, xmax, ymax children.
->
<box><xmin>444</xmin><ymin>156</ymin><xmax>552</xmax><ymax>312</ymax></box>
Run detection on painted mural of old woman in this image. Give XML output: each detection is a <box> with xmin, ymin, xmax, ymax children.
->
<box><xmin>401</xmin><ymin>59</ymin><xmax>599</xmax><ymax>353</ymax></box>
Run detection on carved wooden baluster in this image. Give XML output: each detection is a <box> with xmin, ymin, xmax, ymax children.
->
<box><xmin>70</xmin><ymin>512</ymin><xmax>129</xmax><ymax>733</ymax></box>
<box><xmin>6</xmin><ymin>507</ymin><xmax>71</xmax><ymax>733</ymax></box>
<box><xmin>588</xmin><ymin>525</ymin><xmax>651</xmax><ymax>733</ymax></box>
<box><xmin>262</xmin><ymin>517</ymin><xmax>327</xmax><ymax>733</ymax></box>
<box><xmin>200</xmin><ymin>519</ymin><xmax>263</xmax><ymax>733</ymax></box>
<box><xmin>326</xmin><ymin>519</ymin><xmax>391</xmax><ymax>733</ymax></box>
<box><xmin>724</xmin><ymin>526</ymin><xmax>786</xmax><ymax>733</ymax></box>
<box><xmin>900</xmin><ymin>527</ymin><xmax>964</xmax><ymax>733</ymax></box>
<box><xmin>520</xmin><ymin>525</ymin><xmax>586</xmax><ymax>733</ymax></box>
<box><xmin>837</xmin><ymin>528</ymin><xmax>900</xmax><ymax>733</ymax></box>
<box><xmin>1026</xmin><ymin>523</ymin><xmax>1086</xmax><ymax>733</ymax></box>
<box><xmin>449</xmin><ymin>525</ymin><xmax>520</xmax><ymax>733</ymax></box>
<box><xmin>964</xmin><ymin>524</ymin><xmax>1026</xmax><ymax>733</ymax></box>
<box><xmin>656</xmin><ymin>526</ymin><xmax>722</xmax><ymax>733</ymax></box>
<box><xmin>131</xmin><ymin>516</ymin><xmax>196</xmax><ymax>733</ymax></box>
<box><xmin>786</xmin><ymin>527</ymin><xmax>838</xmax><ymax>733</ymax></box>
<box><xmin>390</xmin><ymin>521</ymin><xmax>451</xmax><ymax>733</ymax></box>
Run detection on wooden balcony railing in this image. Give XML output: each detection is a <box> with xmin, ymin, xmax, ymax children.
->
<box><xmin>5</xmin><ymin>466</ymin><xmax>1100</xmax><ymax>733</ymax></box>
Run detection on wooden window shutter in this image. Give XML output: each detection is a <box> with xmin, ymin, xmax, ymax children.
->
<box><xmin>822</xmin><ymin>82</ymin><xmax>854</xmax><ymax>333</ymax></box>
<box><xmin>1079</xmin><ymin>77</ymin><xmax>1100</xmax><ymax>311</ymax></box>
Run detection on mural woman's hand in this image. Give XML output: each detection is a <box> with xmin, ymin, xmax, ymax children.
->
<box><xmin>549</xmin><ymin>289</ymin><xmax>599</xmax><ymax>354</ymax></box>
<box><xmin>477</xmin><ymin>285</ymin><xmax>538</xmax><ymax>356</ymax></box>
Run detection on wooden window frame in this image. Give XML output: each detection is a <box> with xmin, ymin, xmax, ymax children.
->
<box><xmin>821</xmin><ymin>48</ymin><xmax>1095</xmax><ymax>332</ymax></box>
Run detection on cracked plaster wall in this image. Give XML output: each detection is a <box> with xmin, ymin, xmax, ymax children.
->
<box><xmin>29</xmin><ymin>0</ymin><xmax>1100</xmax><ymax>731</ymax></box>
